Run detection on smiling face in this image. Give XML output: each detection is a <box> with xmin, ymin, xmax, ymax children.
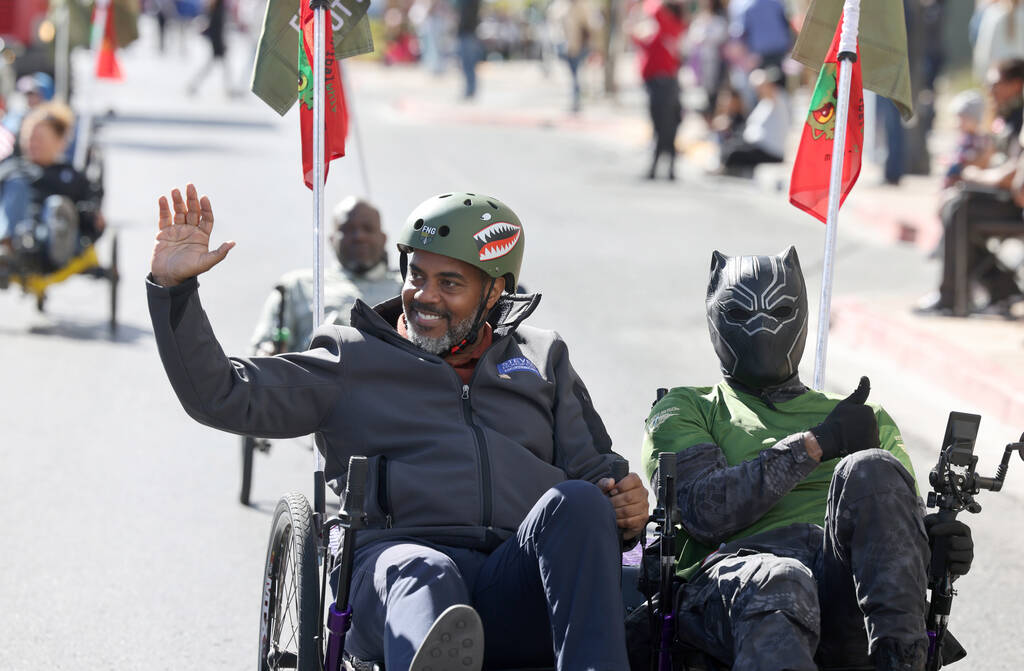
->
<box><xmin>401</xmin><ymin>249</ymin><xmax>504</xmax><ymax>355</ymax></box>
<box><xmin>706</xmin><ymin>248</ymin><xmax>809</xmax><ymax>389</ymax></box>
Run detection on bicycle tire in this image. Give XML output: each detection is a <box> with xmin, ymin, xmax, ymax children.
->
<box><xmin>240</xmin><ymin>436</ymin><xmax>256</xmax><ymax>506</ymax></box>
<box><xmin>259</xmin><ymin>493</ymin><xmax>321</xmax><ymax>671</ymax></box>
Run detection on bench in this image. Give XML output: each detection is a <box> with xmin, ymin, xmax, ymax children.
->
<box><xmin>952</xmin><ymin>203</ymin><xmax>1024</xmax><ymax>317</ymax></box>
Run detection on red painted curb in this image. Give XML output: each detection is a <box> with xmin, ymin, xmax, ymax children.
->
<box><xmin>847</xmin><ymin>199</ymin><xmax>943</xmax><ymax>251</ymax></box>
<box><xmin>831</xmin><ymin>298</ymin><xmax>1024</xmax><ymax>427</ymax></box>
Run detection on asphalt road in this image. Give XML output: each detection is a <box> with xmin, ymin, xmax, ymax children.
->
<box><xmin>1</xmin><ymin>23</ymin><xmax>1022</xmax><ymax>670</ymax></box>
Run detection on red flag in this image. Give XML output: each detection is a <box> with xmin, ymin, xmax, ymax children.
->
<box><xmin>788</xmin><ymin>17</ymin><xmax>863</xmax><ymax>223</ymax></box>
<box><xmin>95</xmin><ymin>6</ymin><xmax>123</xmax><ymax>80</ymax></box>
<box><xmin>299</xmin><ymin>4</ymin><xmax>349</xmax><ymax>189</ymax></box>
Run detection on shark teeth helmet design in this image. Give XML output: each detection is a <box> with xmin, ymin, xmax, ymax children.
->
<box><xmin>705</xmin><ymin>247</ymin><xmax>809</xmax><ymax>390</ymax></box>
<box><xmin>396</xmin><ymin>192</ymin><xmax>525</xmax><ymax>291</ymax></box>
<box><xmin>474</xmin><ymin>222</ymin><xmax>522</xmax><ymax>261</ymax></box>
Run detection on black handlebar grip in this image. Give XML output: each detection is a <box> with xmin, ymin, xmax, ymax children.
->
<box><xmin>610</xmin><ymin>459</ymin><xmax>629</xmax><ymax>484</ymax></box>
<box><xmin>344</xmin><ymin>456</ymin><xmax>368</xmax><ymax>517</ymax></box>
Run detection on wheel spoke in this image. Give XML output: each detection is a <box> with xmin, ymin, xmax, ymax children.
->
<box><xmin>261</xmin><ymin>497</ymin><xmax>316</xmax><ymax>671</ymax></box>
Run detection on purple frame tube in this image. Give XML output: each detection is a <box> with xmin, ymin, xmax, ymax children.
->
<box><xmin>325</xmin><ymin>603</ymin><xmax>353</xmax><ymax>671</ymax></box>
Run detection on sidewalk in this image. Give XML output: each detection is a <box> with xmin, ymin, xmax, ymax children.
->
<box><xmin>830</xmin><ymin>140</ymin><xmax>1024</xmax><ymax>427</ymax></box>
<box><xmin>349</xmin><ymin>59</ymin><xmax>1023</xmax><ymax>424</ymax></box>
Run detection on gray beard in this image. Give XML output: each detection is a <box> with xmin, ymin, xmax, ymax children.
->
<box><xmin>404</xmin><ymin>310</ymin><xmax>477</xmax><ymax>355</ymax></box>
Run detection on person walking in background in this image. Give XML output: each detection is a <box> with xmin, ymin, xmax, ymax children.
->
<box><xmin>877</xmin><ymin>95</ymin><xmax>907</xmax><ymax>186</ymax></box>
<box><xmin>727</xmin><ymin>0</ymin><xmax>792</xmax><ymax>71</ymax></box>
<box><xmin>718</xmin><ymin>67</ymin><xmax>789</xmax><ymax>176</ymax></box>
<box><xmin>973</xmin><ymin>0</ymin><xmax>1024</xmax><ymax>83</ymax></box>
<box><xmin>411</xmin><ymin>0</ymin><xmax>451</xmax><ymax>76</ymax></box>
<box><xmin>631</xmin><ymin>0</ymin><xmax>687</xmax><ymax>181</ymax></box>
<box><xmin>455</xmin><ymin>0</ymin><xmax>483</xmax><ymax>98</ymax></box>
<box><xmin>684</xmin><ymin>0</ymin><xmax>729</xmax><ymax>118</ymax></box>
<box><xmin>548</xmin><ymin>0</ymin><xmax>602</xmax><ymax>113</ymax></box>
<box><xmin>187</xmin><ymin>0</ymin><xmax>235</xmax><ymax>97</ymax></box>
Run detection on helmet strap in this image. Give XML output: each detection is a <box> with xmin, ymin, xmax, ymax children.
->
<box><xmin>447</xmin><ymin>277</ymin><xmax>496</xmax><ymax>356</ymax></box>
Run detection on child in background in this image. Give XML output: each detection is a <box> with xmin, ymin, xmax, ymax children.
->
<box><xmin>710</xmin><ymin>85</ymin><xmax>746</xmax><ymax>146</ymax></box>
<box><xmin>944</xmin><ymin>90</ymin><xmax>991</xmax><ymax>188</ymax></box>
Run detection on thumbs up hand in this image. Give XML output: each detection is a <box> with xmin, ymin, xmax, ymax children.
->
<box><xmin>810</xmin><ymin>376</ymin><xmax>881</xmax><ymax>462</ymax></box>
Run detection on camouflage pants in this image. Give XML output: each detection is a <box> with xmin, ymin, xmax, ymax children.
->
<box><xmin>674</xmin><ymin>450</ymin><xmax>930</xmax><ymax>671</ymax></box>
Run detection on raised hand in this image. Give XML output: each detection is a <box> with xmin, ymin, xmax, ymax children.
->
<box><xmin>811</xmin><ymin>376</ymin><xmax>881</xmax><ymax>461</ymax></box>
<box><xmin>151</xmin><ymin>184</ymin><xmax>235</xmax><ymax>287</ymax></box>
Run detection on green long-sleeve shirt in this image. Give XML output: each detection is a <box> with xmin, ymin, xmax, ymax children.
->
<box><xmin>642</xmin><ymin>381</ymin><xmax>916</xmax><ymax>577</ymax></box>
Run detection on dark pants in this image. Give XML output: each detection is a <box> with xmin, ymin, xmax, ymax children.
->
<box><xmin>566</xmin><ymin>48</ymin><xmax>588</xmax><ymax>112</ymax></box>
<box><xmin>457</xmin><ymin>35</ymin><xmax>481</xmax><ymax>98</ymax></box>
<box><xmin>344</xmin><ymin>481</ymin><xmax>629</xmax><ymax>670</ymax></box>
<box><xmin>937</xmin><ymin>187</ymin><xmax>1022</xmax><ymax>307</ymax></box>
<box><xmin>674</xmin><ymin>451</ymin><xmax>929</xmax><ymax>671</ymax></box>
<box><xmin>721</xmin><ymin>140</ymin><xmax>783</xmax><ymax>172</ymax></box>
<box><xmin>878</xmin><ymin>97</ymin><xmax>906</xmax><ymax>184</ymax></box>
<box><xmin>645</xmin><ymin>76</ymin><xmax>682</xmax><ymax>171</ymax></box>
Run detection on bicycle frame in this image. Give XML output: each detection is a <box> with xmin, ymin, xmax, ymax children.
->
<box><xmin>315</xmin><ymin>456</ymin><xmax>367</xmax><ymax>671</ymax></box>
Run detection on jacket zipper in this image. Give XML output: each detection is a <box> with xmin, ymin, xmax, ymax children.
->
<box><xmin>377</xmin><ymin>455</ymin><xmax>393</xmax><ymax>528</ymax></box>
<box><xmin>461</xmin><ymin>383</ymin><xmax>493</xmax><ymax>528</ymax></box>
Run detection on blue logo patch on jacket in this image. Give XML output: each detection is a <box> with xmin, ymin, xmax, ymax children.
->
<box><xmin>497</xmin><ymin>356</ymin><xmax>541</xmax><ymax>379</ymax></box>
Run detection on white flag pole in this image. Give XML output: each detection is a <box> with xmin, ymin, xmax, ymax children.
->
<box><xmin>73</xmin><ymin>0</ymin><xmax>111</xmax><ymax>171</ymax></box>
<box><xmin>812</xmin><ymin>0</ymin><xmax>860</xmax><ymax>391</ymax></box>
<box><xmin>312</xmin><ymin>0</ymin><xmax>328</xmax><ymax>492</ymax></box>
<box><xmin>54</xmin><ymin>2</ymin><xmax>71</xmax><ymax>104</ymax></box>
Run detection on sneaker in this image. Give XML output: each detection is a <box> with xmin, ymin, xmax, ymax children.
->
<box><xmin>912</xmin><ymin>291</ymin><xmax>953</xmax><ymax>316</ymax></box>
<box><xmin>409</xmin><ymin>604</ymin><xmax>484</xmax><ymax>671</ymax></box>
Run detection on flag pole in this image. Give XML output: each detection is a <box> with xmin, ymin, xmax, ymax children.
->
<box><xmin>73</xmin><ymin>0</ymin><xmax>111</xmax><ymax>171</ymax></box>
<box><xmin>54</xmin><ymin>1</ymin><xmax>71</xmax><ymax>103</ymax></box>
<box><xmin>812</xmin><ymin>0</ymin><xmax>860</xmax><ymax>391</ymax></box>
<box><xmin>339</xmin><ymin>62</ymin><xmax>371</xmax><ymax>199</ymax></box>
<box><xmin>312</xmin><ymin>0</ymin><xmax>328</xmax><ymax>510</ymax></box>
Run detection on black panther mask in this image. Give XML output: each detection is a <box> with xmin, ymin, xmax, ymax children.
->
<box><xmin>706</xmin><ymin>247</ymin><xmax>809</xmax><ymax>390</ymax></box>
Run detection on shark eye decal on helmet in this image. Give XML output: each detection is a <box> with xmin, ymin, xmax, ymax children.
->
<box><xmin>474</xmin><ymin>222</ymin><xmax>521</xmax><ymax>261</ymax></box>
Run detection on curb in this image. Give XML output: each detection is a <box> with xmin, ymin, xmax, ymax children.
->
<box><xmin>846</xmin><ymin>191</ymin><xmax>944</xmax><ymax>252</ymax></box>
<box><xmin>830</xmin><ymin>297</ymin><xmax>1024</xmax><ymax>427</ymax></box>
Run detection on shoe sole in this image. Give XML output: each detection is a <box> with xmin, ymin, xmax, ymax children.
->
<box><xmin>409</xmin><ymin>604</ymin><xmax>484</xmax><ymax>671</ymax></box>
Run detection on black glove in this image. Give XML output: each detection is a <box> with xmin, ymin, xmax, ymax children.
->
<box><xmin>925</xmin><ymin>513</ymin><xmax>974</xmax><ymax>578</ymax></box>
<box><xmin>810</xmin><ymin>376</ymin><xmax>881</xmax><ymax>461</ymax></box>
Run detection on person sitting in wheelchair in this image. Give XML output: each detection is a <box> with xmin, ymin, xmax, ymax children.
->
<box><xmin>0</xmin><ymin>103</ymin><xmax>104</xmax><ymax>274</ymax></box>
<box><xmin>250</xmin><ymin>196</ymin><xmax>402</xmax><ymax>355</ymax></box>
<box><xmin>147</xmin><ymin>185</ymin><xmax>649</xmax><ymax>671</ymax></box>
<box><xmin>637</xmin><ymin>248</ymin><xmax>975</xmax><ymax>671</ymax></box>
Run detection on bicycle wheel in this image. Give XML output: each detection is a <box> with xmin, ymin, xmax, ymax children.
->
<box><xmin>259</xmin><ymin>493</ymin><xmax>321</xmax><ymax>671</ymax></box>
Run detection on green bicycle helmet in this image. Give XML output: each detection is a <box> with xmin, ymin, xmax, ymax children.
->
<box><xmin>396</xmin><ymin>192</ymin><xmax>524</xmax><ymax>292</ymax></box>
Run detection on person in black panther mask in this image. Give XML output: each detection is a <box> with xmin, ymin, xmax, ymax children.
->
<box><xmin>637</xmin><ymin>247</ymin><xmax>975</xmax><ymax>671</ymax></box>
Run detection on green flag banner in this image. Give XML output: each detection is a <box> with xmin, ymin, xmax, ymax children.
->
<box><xmin>792</xmin><ymin>0</ymin><xmax>913</xmax><ymax>121</ymax></box>
<box><xmin>250</xmin><ymin>0</ymin><xmax>374</xmax><ymax>116</ymax></box>
<box><xmin>52</xmin><ymin>0</ymin><xmax>140</xmax><ymax>49</ymax></box>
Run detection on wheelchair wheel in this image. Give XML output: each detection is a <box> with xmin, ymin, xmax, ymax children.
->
<box><xmin>259</xmin><ymin>493</ymin><xmax>321</xmax><ymax>671</ymax></box>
